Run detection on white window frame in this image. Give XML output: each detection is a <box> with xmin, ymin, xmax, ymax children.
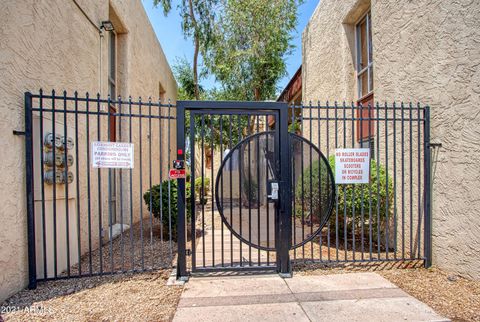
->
<box><xmin>355</xmin><ymin>11</ymin><xmax>373</xmax><ymax>99</ymax></box>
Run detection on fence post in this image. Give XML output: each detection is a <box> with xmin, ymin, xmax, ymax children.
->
<box><xmin>423</xmin><ymin>105</ymin><xmax>432</xmax><ymax>268</ymax></box>
<box><xmin>176</xmin><ymin>103</ymin><xmax>188</xmax><ymax>279</ymax></box>
<box><xmin>278</xmin><ymin>103</ymin><xmax>291</xmax><ymax>276</ymax></box>
<box><xmin>25</xmin><ymin>92</ymin><xmax>37</xmax><ymax>289</ymax></box>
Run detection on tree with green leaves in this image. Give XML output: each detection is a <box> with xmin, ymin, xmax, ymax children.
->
<box><xmin>204</xmin><ymin>0</ymin><xmax>302</xmax><ymax>101</ymax></box>
<box><xmin>153</xmin><ymin>0</ymin><xmax>219</xmax><ymax>100</ymax></box>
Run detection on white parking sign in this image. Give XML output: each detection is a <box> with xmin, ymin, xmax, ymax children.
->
<box><xmin>92</xmin><ymin>141</ymin><xmax>134</xmax><ymax>169</ymax></box>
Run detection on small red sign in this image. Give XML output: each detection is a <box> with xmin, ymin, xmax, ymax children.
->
<box><xmin>169</xmin><ymin>169</ymin><xmax>186</xmax><ymax>179</ymax></box>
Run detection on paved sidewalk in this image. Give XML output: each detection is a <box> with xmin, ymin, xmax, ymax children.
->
<box><xmin>173</xmin><ymin>272</ymin><xmax>449</xmax><ymax>322</ymax></box>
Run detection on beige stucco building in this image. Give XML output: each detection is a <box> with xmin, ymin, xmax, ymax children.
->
<box><xmin>302</xmin><ymin>0</ymin><xmax>480</xmax><ymax>279</ymax></box>
<box><xmin>0</xmin><ymin>0</ymin><xmax>177</xmax><ymax>302</ymax></box>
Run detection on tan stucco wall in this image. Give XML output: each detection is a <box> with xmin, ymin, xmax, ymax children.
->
<box><xmin>303</xmin><ymin>0</ymin><xmax>480</xmax><ymax>279</ymax></box>
<box><xmin>0</xmin><ymin>0</ymin><xmax>177</xmax><ymax>302</ymax></box>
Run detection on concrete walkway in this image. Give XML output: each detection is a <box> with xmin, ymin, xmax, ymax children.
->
<box><xmin>173</xmin><ymin>272</ymin><xmax>448</xmax><ymax>322</ymax></box>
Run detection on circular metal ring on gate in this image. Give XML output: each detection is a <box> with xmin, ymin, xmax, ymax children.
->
<box><xmin>214</xmin><ymin>131</ymin><xmax>335</xmax><ymax>251</ymax></box>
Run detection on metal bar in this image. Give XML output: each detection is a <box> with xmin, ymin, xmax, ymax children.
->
<box><xmin>25</xmin><ymin>92</ymin><xmax>37</xmax><ymax>289</ymax></box>
<box><xmin>238</xmin><ymin>114</ymin><xmax>243</xmax><ymax>266</ymax></box>
<box><xmin>326</xmin><ymin>101</ymin><xmax>331</xmax><ymax>262</ymax></box>
<box><xmin>318</xmin><ymin>101</ymin><xmax>323</xmax><ymax>262</ymax></box>
<box><xmin>278</xmin><ymin>104</ymin><xmax>291</xmax><ymax>274</ymax></box>
<box><xmin>351</xmin><ymin>102</ymin><xmax>356</xmax><ymax>261</ymax></box>
<box><xmin>247</xmin><ymin>115</ymin><xmax>252</xmax><ymax>266</ymax></box>
<box><xmin>128</xmin><ymin>97</ymin><xmax>134</xmax><ymax>271</ymax></box>
<box><xmin>210</xmin><ymin>115</ymin><xmax>215</xmax><ymax>266</ymax></box>
<box><xmin>220</xmin><ymin>114</ymin><xmax>224</xmax><ymax>267</ymax></box>
<box><xmin>423</xmin><ymin>106</ymin><xmax>432</xmax><ymax>267</ymax></box>
<box><xmin>393</xmin><ymin>102</ymin><xmax>397</xmax><ymax>259</ymax></box>
<box><xmin>139</xmin><ymin>97</ymin><xmax>144</xmax><ymax>270</ymax></box>
<box><xmin>409</xmin><ymin>102</ymin><xmax>413</xmax><ymax>259</ymax></box>
<box><xmin>292</xmin><ymin>106</ymin><xmax>297</xmax><ymax>261</ymax></box>
<box><xmin>342</xmin><ymin>102</ymin><xmax>347</xmax><ymax>261</ymax></box>
<box><xmin>300</xmin><ymin>104</ymin><xmax>305</xmax><ymax>260</ymax></box>
<box><xmin>96</xmin><ymin>93</ymin><xmax>103</xmax><ymax>274</ymax></box>
<box><xmin>107</xmin><ymin>94</ymin><xmax>113</xmax><ymax>274</ymax></box>
<box><xmin>189</xmin><ymin>112</ymin><xmax>196</xmax><ymax>271</ymax></box>
<box><xmin>63</xmin><ymin>91</ymin><xmax>71</xmax><ymax>277</ymax></box>
<box><xmin>176</xmin><ymin>102</ymin><xmax>187</xmax><ymax>278</ymax></box>
<box><xmin>228</xmin><ymin>114</ymin><xmax>233</xmax><ymax>266</ymax></box>
<box><xmin>148</xmin><ymin>98</ymin><xmax>154</xmax><ymax>269</ymax></box>
<box><xmin>256</xmin><ymin>115</ymin><xmax>261</xmax><ymax>265</ymax></box>
<box><xmin>367</xmin><ymin>104</ymin><xmax>373</xmax><ymax>260</ymax></box>
<box><xmin>384</xmin><ymin>102</ymin><xmax>389</xmax><ymax>259</ymax></box>
<box><xmin>401</xmin><ymin>102</ymin><xmax>405</xmax><ymax>260</ymax></box>
<box><xmin>201</xmin><ymin>114</ymin><xmax>205</xmax><ymax>267</ymax></box>
<box><xmin>119</xmin><ymin>96</ymin><xmax>125</xmax><ymax>272</ymax></box>
<box><xmin>309</xmin><ymin>102</ymin><xmax>314</xmax><ymax>260</ymax></box>
<box><xmin>265</xmin><ymin>113</ymin><xmax>270</xmax><ymax>265</ymax></box>
<box><xmin>334</xmin><ymin>101</ymin><xmax>339</xmax><ymax>261</ymax></box>
<box><xmin>417</xmin><ymin>103</ymin><xmax>422</xmax><ymax>259</ymax></box>
<box><xmin>74</xmin><ymin>91</ymin><xmax>82</xmax><ymax>276</ymax></box>
<box><xmin>39</xmin><ymin>90</ymin><xmax>47</xmax><ymax>279</ymax></box>
<box><xmin>52</xmin><ymin>90</ymin><xmax>58</xmax><ymax>278</ymax></box>
<box><xmin>86</xmin><ymin>93</ymin><xmax>93</xmax><ymax>275</ymax></box>
<box><xmin>159</xmin><ymin>99</ymin><xmax>164</xmax><ymax>263</ymax></box>
<box><xmin>359</xmin><ymin>103</ymin><xmax>365</xmax><ymax>260</ymax></box>
<box><xmin>375</xmin><ymin>102</ymin><xmax>381</xmax><ymax>258</ymax></box>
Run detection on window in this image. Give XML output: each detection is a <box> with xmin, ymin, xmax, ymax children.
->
<box><xmin>108</xmin><ymin>31</ymin><xmax>116</xmax><ymax>99</ymax></box>
<box><xmin>355</xmin><ymin>11</ymin><xmax>374</xmax><ymax>156</ymax></box>
<box><xmin>356</xmin><ymin>11</ymin><xmax>373</xmax><ymax>98</ymax></box>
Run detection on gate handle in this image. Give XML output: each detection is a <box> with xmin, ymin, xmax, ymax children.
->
<box><xmin>267</xmin><ymin>181</ymin><xmax>279</xmax><ymax>201</ymax></box>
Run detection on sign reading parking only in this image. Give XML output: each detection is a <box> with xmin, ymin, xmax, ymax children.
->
<box><xmin>92</xmin><ymin>141</ymin><xmax>134</xmax><ymax>169</ymax></box>
<box><xmin>335</xmin><ymin>148</ymin><xmax>370</xmax><ymax>184</ymax></box>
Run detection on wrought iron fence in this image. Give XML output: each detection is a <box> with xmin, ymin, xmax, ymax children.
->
<box><xmin>25</xmin><ymin>91</ymin><xmax>431</xmax><ymax>286</ymax></box>
<box><xmin>25</xmin><ymin>90</ymin><xmax>177</xmax><ymax>288</ymax></box>
<box><xmin>288</xmin><ymin>102</ymin><xmax>430</xmax><ymax>266</ymax></box>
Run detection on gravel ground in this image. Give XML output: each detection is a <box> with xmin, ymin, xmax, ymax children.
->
<box><xmin>1</xmin><ymin>220</ymin><xmax>183</xmax><ymax>322</ymax></box>
<box><xmin>297</xmin><ymin>262</ymin><xmax>480</xmax><ymax>322</ymax></box>
<box><xmin>1</xmin><ymin>270</ymin><xmax>182</xmax><ymax>322</ymax></box>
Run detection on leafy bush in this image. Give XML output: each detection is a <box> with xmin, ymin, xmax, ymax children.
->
<box><xmin>295</xmin><ymin>155</ymin><xmax>393</xmax><ymax>247</ymax></box>
<box><xmin>194</xmin><ymin>177</ymin><xmax>210</xmax><ymax>204</ymax></box>
<box><xmin>143</xmin><ymin>179</ymin><xmax>191</xmax><ymax>241</ymax></box>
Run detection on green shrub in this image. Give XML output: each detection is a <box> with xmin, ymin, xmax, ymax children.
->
<box><xmin>295</xmin><ymin>155</ymin><xmax>393</xmax><ymax>246</ymax></box>
<box><xmin>143</xmin><ymin>179</ymin><xmax>191</xmax><ymax>241</ymax></box>
<box><xmin>194</xmin><ymin>177</ymin><xmax>210</xmax><ymax>204</ymax></box>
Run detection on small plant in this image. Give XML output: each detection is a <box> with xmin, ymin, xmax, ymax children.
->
<box><xmin>143</xmin><ymin>179</ymin><xmax>191</xmax><ymax>241</ymax></box>
<box><xmin>194</xmin><ymin>176</ymin><xmax>210</xmax><ymax>204</ymax></box>
<box><xmin>288</xmin><ymin>120</ymin><xmax>301</xmax><ymax>134</ymax></box>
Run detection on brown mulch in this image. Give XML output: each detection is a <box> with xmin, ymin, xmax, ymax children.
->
<box><xmin>380</xmin><ymin>268</ymin><xmax>480</xmax><ymax>322</ymax></box>
<box><xmin>1</xmin><ymin>220</ymin><xmax>183</xmax><ymax>322</ymax></box>
<box><xmin>296</xmin><ymin>262</ymin><xmax>480</xmax><ymax>322</ymax></box>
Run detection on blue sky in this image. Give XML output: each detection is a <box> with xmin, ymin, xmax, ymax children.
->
<box><xmin>142</xmin><ymin>0</ymin><xmax>319</xmax><ymax>95</ymax></box>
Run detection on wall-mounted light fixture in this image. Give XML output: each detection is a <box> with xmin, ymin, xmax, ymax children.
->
<box><xmin>101</xmin><ymin>21</ymin><xmax>115</xmax><ymax>32</ymax></box>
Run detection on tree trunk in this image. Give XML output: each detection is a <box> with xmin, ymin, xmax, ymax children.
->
<box><xmin>188</xmin><ymin>0</ymin><xmax>200</xmax><ymax>100</ymax></box>
<box><xmin>193</xmin><ymin>38</ymin><xmax>200</xmax><ymax>100</ymax></box>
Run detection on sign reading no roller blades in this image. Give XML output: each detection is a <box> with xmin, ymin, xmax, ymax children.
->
<box><xmin>335</xmin><ymin>148</ymin><xmax>370</xmax><ymax>184</ymax></box>
<box><xmin>92</xmin><ymin>141</ymin><xmax>134</xmax><ymax>169</ymax></box>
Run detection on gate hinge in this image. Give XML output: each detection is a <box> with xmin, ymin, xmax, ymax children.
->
<box><xmin>185</xmin><ymin>249</ymin><xmax>191</xmax><ymax>256</ymax></box>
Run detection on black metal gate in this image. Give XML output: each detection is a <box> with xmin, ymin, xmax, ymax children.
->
<box><xmin>176</xmin><ymin>101</ymin><xmax>293</xmax><ymax>275</ymax></box>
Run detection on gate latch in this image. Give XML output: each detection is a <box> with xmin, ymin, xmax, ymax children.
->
<box><xmin>267</xmin><ymin>180</ymin><xmax>280</xmax><ymax>201</ymax></box>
